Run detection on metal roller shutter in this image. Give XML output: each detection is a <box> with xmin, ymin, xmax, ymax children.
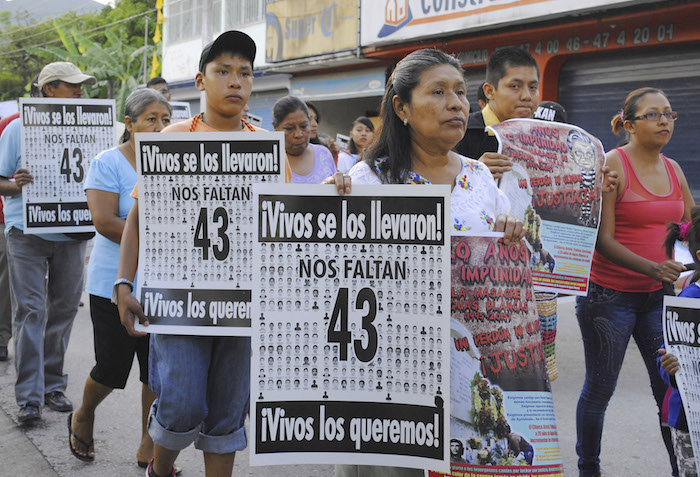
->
<box><xmin>558</xmin><ymin>45</ymin><xmax>700</xmax><ymax>201</ymax></box>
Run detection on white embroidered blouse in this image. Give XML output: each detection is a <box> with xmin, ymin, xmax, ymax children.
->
<box><xmin>349</xmin><ymin>155</ymin><xmax>511</xmax><ymax>232</ymax></box>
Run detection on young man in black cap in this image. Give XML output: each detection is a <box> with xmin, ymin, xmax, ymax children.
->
<box><xmin>116</xmin><ymin>30</ymin><xmax>274</xmax><ymax>477</ymax></box>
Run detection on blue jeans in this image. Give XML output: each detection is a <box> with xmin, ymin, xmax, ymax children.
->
<box><xmin>147</xmin><ymin>334</ymin><xmax>250</xmax><ymax>454</ymax></box>
<box><xmin>575</xmin><ymin>282</ymin><xmax>676</xmax><ymax>477</ymax></box>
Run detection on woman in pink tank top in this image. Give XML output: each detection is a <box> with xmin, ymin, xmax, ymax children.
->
<box><xmin>575</xmin><ymin>88</ymin><xmax>694</xmax><ymax>477</ymax></box>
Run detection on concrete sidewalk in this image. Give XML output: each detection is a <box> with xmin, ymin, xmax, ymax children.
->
<box><xmin>0</xmin><ymin>295</ymin><xmax>673</xmax><ymax>476</ymax></box>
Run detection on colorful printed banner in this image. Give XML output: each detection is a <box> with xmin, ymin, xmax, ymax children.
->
<box><xmin>429</xmin><ymin>233</ymin><xmax>563</xmax><ymax>477</ymax></box>
<box><xmin>489</xmin><ymin>119</ymin><xmax>606</xmax><ymax>295</ymax></box>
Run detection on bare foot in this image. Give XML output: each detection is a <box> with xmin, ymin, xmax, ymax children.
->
<box><xmin>69</xmin><ymin>410</ymin><xmax>95</xmax><ymax>459</ymax></box>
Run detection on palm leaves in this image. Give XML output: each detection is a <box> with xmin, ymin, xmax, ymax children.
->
<box><xmin>28</xmin><ymin>20</ymin><xmax>154</xmax><ymax>118</ymax></box>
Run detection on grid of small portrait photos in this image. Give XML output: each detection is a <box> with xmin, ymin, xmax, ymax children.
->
<box><xmin>135</xmin><ymin>133</ymin><xmax>285</xmax><ymax>334</ymax></box>
<box><xmin>252</xmin><ymin>185</ymin><xmax>452</xmax><ymax>405</ymax></box>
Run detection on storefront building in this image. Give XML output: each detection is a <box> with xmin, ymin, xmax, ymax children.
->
<box><xmin>261</xmin><ymin>0</ymin><xmax>385</xmax><ymax>137</ymax></box>
<box><xmin>361</xmin><ymin>1</ymin><xmax>700</xmax><ymax>199</ymax></box>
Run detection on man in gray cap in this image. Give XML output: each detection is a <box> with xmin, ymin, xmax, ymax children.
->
<box><xmin>0</xmin><ymin>61</ymin><xmax>96</xmax><ymax>423</ymax></box>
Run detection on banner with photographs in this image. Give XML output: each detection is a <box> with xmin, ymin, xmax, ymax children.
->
<box><xmin>429</xmin><ymin>233</ymin><xmax>563</xmax><ymax>477</ymax></box>
<box><xmin>134</xmin><ymin>131</ymin><xmax>285</xmax><ymax>335</ymax></box>
<box><xmin>663</xmin><ymin>296</ymin><xmax>700</xmax><ymax>473</ymax></box>
<box><xmin>20</xmin><ymin>97</ymin><xmax>116</xmax><ymax>233</ymax></box>
<box><xmin>250</xmin><ymin>184</ymin><xmax>451</xmax><ymax>471</ymax></box>
<box><xmin>169</xmin><ymin>101</ymin><xmax>191</xmax><ymax>124</ymax></box>
<box><xmin>489</xmin><ymin>119</ymin><xmax>606</xmax><ymax>295</ymax></box>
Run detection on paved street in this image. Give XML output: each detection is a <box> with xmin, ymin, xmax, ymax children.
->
<box><xmin>0</xmin><ymin>295</ymin><xmax>671</xmax><ymax>476</ymax></box>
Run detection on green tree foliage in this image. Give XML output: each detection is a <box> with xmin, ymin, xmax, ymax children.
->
<box><xmin>0</xmin><ymin>0</ymin><xmax>157</xmax><ymax>111</ymax></box>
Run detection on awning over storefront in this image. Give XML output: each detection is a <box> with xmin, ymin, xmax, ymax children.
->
<box><xmin>291</xmin><ymin>68</ymin><xmax>385</xmax><ymax>101</ymax></box>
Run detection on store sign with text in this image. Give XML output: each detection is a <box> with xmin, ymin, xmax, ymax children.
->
<box><xmin>266</xmin><ymin>0</ymin><xmax>358</xmax><ymax>62</ymax></box>
<box><xmin>361</xmin><ymin>0</ymin><xmax>638</xmax><ymax>46</ymax></box>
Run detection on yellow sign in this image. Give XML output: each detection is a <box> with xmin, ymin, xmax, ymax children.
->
<box><xmin>266</xmin><ymin>0</ymin><xmax>358</xmax><ymax>62</ymax></box>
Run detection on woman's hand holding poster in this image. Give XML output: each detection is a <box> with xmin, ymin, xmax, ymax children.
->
<box><xmin>488</xmin><ymin>119</ymin><xmax>606</xmax><ymax>295</ymax></box>
<box><xmin>429</xmin><ymin>233</ymin><xmax>564</xmax><ymax>477</ymax></box>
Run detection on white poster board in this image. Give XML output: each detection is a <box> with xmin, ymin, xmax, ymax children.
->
<box><xmin>250</xmin><ymin>184</ymin><xmax>451</xmax><ymax>472</ymax></box>
<box><xmin>20</xmin><ymin>97</ymin><xmax>116</xmax><ymax>233</ymax></box>
<box><xmin>663</xmin><ymin>295</ymin><xmax>700</xmax><ymax>474</ymax></box>
<box><xmin>169</xmin><ymin>101</ymin><xmax>191</xmax><ymax>124</ymax></box>
<box><xmin>134</xmin><ymin>131</ymin><xmax>285</xmax><ymax>335</ymax></box>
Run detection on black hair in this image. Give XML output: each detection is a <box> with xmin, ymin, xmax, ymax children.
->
<box><xmin>271</xmin><ymin>95</ymin><xmax>309</xmax><ymax>128</ymax></box>
<box><xmin>348</xmin><ymin>116</ymin><xmax>375</xmax><ymax>155</ymax></box>
<box><xmin>365</xmin><ymin>49</ymin><xmax>463</xmax><ymax>183</ymax></box>
<box><xmin>305</xmin><ymin>102</ymin><xmax>320</xmax><ymax>123</ymax></box>
<box><xmin>477</xmin><ymin>81</ymin><xmax>487</xmax><ymax>104</ymax></box>
<box><xmin>485</xmin><ymin>46</ymin><xmax>539</xmax><ymax>88</ymax></box>
<box><xmin>146</xmin><ymin>76</ymin><xmax>168</xmax><ymax>88</ymax></box>
<box><xmin>611</xmin><ymin>87</ymin><xmax>666</xmax><ymax>136</ymax></box>
<box><xmin>665</xmin><ymin>206</ymin><xmax>700</xmax><ymax>283</ymax></box>
<box><xmin>120</xmin><ymin>88</ymin><xmax>173</xmax><ymax>144</ymax></box>
<box><xmin>41</xmin><ymin>80</ymin><xmax>63</xmax><ymax>97</ymax></box>
<box><xmin>29</xmin><ymin>73</ymin><xmax>42</xmax><ymax>98</ymax></box>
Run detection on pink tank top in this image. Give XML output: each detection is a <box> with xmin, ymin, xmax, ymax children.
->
<box><xmin>590</xmin><ymin>148</ymin><xmax>684</xmax><ymax>292</ymax></box>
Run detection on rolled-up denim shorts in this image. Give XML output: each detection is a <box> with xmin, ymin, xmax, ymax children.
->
<box><xmin>147</xmin><ymin>333</ymin><xmax>251</xmax><ymax>453</ymax></box>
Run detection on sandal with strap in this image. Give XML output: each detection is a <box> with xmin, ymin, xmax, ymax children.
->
<box><xmin>139</xmin><ymin>460</ymin><xmax>182</xmax><ymax>475</ymax></box>
<box><xmin>67</xmin><ymin>413</ymin><xmax>94</xmax><ymax>462</ymax></box>
<box><xmin>145</xmin><ymin>459</ymin><xmax>179</xmax><ymax>477</ymax></box>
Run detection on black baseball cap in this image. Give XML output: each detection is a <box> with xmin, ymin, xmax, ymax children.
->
<box><xmin>532</xmin><ymin>101</ymin><xmax>567</xmax><ymax>123</ymax></box>
<box><xmin>199</xmin><ymin>30</ymin><xmax>256</xmax><ymax>73</ymax></box>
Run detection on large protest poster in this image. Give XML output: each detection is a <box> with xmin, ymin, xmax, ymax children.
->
<box><xmin>429</xmin><ymin>233</ymin><xmax>563</xmax><ymax>477</ymax></box>
<box><xmin>169</xmin><ymin>101</ymin><xmax>191</xmax><ymax>124</ymax></box>
<box><xmin>663</xmin><ymin>296</ymin><xmax>700</xmax><ymax>473</ymax></box>
<box><xmin>134</xmin><ymin>131</ymin><xmax>285</xmax><ymax>335</ymax></box>
<box><xmin>19</xmin><ymin>97</ymin><xmax>116</xmax><ymax>233</ymax></box>
<box><xmin>488</xmin><ymin>119</ymin><xmax>606</xmax><ymax>295</ymax></box>
<box><xmin>250</xmin><ymin>184</ymin><xmax>451</xmax><ymax>471</ymax></box>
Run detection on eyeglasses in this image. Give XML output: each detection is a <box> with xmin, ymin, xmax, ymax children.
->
<box><xmin>631</xmin><ymin>111</ymin><xmax>678</xmax><ymax>122</ymax></box>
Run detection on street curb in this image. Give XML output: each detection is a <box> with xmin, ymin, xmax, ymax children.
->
<box><xmin>0</xmin><ymin>404</ymin><xmax>59</xmax><ymax>476</ymax></box>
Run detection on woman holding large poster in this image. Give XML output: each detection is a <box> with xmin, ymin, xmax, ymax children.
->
<box><xmin>576</xmin><ymin>87</ymin><xmax>695</xmax><ymax>477</ymax></box>
<box><xmin>336</xmin><ymin>48</ymin><xmax>525</xmax><ymax>477</ymax></box>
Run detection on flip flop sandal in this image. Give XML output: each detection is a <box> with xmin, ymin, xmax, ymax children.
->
<box><xmin>67</xmin><ymin>413</ymin><xmax>95</xmax><ymax>462</ymax></box>
<box><xmin>144</xmin><ymin>459</ymin><xmax>182</xmax><ymax>476</ymax></box>
<box><xmin>138</xmin><ymin>460</ymin><xmax>182</xmax><ymax>475</ymax></box>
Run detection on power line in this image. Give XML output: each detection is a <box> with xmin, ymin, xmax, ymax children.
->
<box><xmin>0</xmin><ymin>8</ymin><xmax>156</xmax><ymax>59</ymax></box>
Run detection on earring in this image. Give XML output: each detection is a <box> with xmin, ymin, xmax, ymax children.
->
<box><xmin>403</xmin><ymin>118</ymin><xmax>408</xmax><ymax>126</ymax></box>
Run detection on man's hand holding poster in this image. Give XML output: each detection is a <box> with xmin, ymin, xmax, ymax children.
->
<box><xmin>20</xmin><ymin>97</ymin><xmax>116</xmax><ymax>233</ymax></box>
<box><xmin>134</xmin><ymin>131</ymin><xmax>285</xmax><ymax>335</ymax></box>
<box><xmin>250</xmin><ymin>184</ymin><xmax>451</xmax><ymax>471</ymax></box>
<box><xmin>429</xmin><ymin>233</ymin><xmax>564</xmax><ymax>477</ymax></box>
<box><xmin>488</xmin><ymin>119</ymin><xmax>606</xmax><ymax>295</ymax></box>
